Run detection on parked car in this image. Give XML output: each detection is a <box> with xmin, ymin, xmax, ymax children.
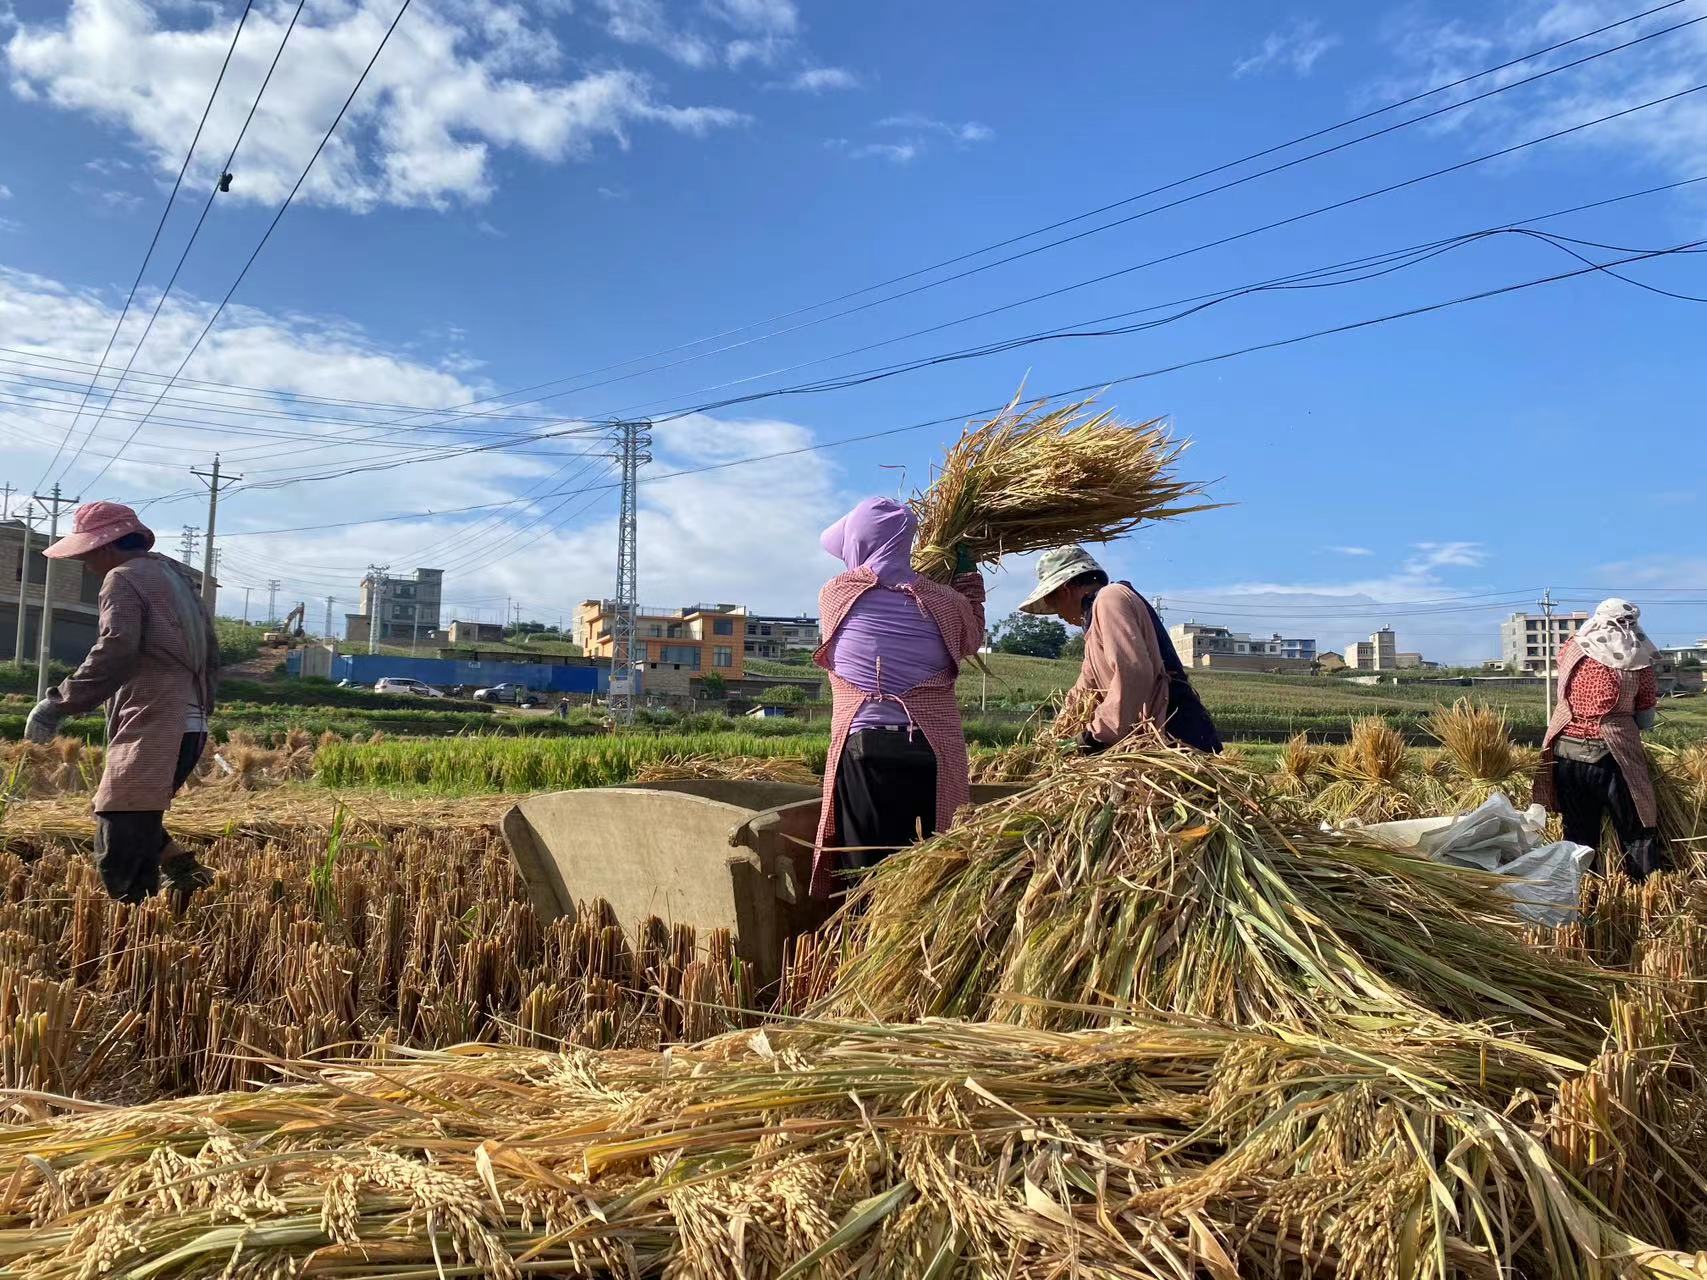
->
<box><xmin>473</xmin><ymin>682</ymin><xmax>541</xmax><ymax>707</ymax></box>
<box><xmin>373</xmin><ymin>677</ymin><xmax>447</xmax><ymax>698</ymax></box>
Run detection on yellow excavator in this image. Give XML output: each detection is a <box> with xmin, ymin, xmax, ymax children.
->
<box><xmin>263</xmin><ymin>602</ymin><xmax>307</xmax><ymax>647</ymax></box>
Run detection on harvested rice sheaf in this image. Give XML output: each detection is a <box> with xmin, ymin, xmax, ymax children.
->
<box><xmin>1428</xmin><ymin>697</ymin><xmax>1538</xmax><ymax>810</ymax></box>
<box><xmin>820</xmin><ymin>737</ymin><xmax>1620</xmax><ymax>1049</ymax></box>
<box><xmin>0</xmin><ymin>1010</ymin><xmax>1679</xmax><ymax>1280</ymax></box>
<box><xmin>908</xmin><ymin>388</ymin><xmax>1216</xmax><ymax>582</ymax></box>
<box><xmin>0</xmin><ymin>1017</ymin><xmax>1696</xmax><ymax>1280</ymax></box>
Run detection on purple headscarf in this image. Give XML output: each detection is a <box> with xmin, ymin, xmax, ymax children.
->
<box><xmin>820</xmin><ymin>497</ymin><xmax>918</xmax><ymax>588</ymax></box>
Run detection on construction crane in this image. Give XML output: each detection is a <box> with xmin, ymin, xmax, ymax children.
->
<box><xmin>263</xmin><ymin>602</ymin><xmax>307</xmax><ymax>647</ymax></box>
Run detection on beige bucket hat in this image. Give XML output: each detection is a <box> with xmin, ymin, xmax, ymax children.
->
<box><xmin>1018</xmin><ymin>545</ymin><xmax>1106</xmax><ymax>615</ymax></box>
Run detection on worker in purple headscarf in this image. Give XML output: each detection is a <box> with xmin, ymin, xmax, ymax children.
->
<box><xmin>809</xmin><ymin>497</ymin><xmax>986</xmax><ymax>898</ymax></box>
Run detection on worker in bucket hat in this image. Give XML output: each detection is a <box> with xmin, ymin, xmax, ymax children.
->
<box><xmin>25</xmin><ymin>502</ymin><xmax>220</xmax><ymax>904</ymax></box>
<box><xmin>1020</xmin><ymin>545</ymin><xmax>1221</xmax><ymax>754</ymax></box>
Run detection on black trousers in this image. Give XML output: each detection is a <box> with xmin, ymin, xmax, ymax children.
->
<box><xmin>94</xmin><ymin>733</ymin><xmax>206</xmax><ymax>904</ymax></box>
<box><xmin>1555</xmin><ymin>752</ymin><xmax>1668</xmax><ymax>881</ymax></box>
<box><xmin>832</xmin><ymin>729</ymin><xmax>938</xmax><ymax>883</ymax></box>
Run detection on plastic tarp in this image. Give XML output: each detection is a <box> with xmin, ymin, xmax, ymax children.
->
<box><xmin>1344</xmin><ymin>794</ymin><xmax>1594</xmax><ymax>927</ymax></box>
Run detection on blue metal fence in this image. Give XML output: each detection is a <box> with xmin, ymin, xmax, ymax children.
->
<box><xmin>287</xmin><ymin>651</ymin><xmax>615</xmax><ymax>694</ymax></box>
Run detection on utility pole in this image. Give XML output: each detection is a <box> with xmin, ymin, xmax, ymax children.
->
<box><xmin>608</xmin><ymin>419</ymin><xmax>651</xmax><ymax>725</ymax></box>
<box><xmin>324</xmin><ymin>596</ymin><xmax>336</xmax><ymax>640</ymax></box>
<box><xmin>190</xmin><ymin>455</ymin><xmax>237</xmax><ymax>612</ymax></box>
<box><xmin>0</xmin><ymin>483</ymin><xmax>14</xmax><ymax>521</ymax></box>
<box><xmin>1539</xmin><ymin>588</ymin><xmax>1556</xmax><ymax>723</ymax></box>
<box><xmin>266</xmin><ymin>579</ymin><xmax>280</xmax><ymax>626</ymax></box>
<box><xmin>12</xmin><ymin>502</ymin><xmax>33</xmax><ymax>666</ymax></box>
<box><xmin>31</xmin><ymin>485</ymin><xmax>78</xmax><ymax>700</ymax></box>
<box><xmin>242</xmin><ymin>585</ymin><xmax>252</xmax><ymax>624</ymax></box>
<box><xmin>178</xmin><ymin>526</ymin><xmax>201</xmax><ymax>565</ymax></box>
<box><xmin>365</xmin><ymin>565</ymin><xmax>388</xmax><ymax>655</ymax></box>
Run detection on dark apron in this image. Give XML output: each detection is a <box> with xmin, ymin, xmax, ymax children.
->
<box><xmin>1129</xmin><ymin>587</ymin><xmax>1223</xmax><ymax>754</ymax></box>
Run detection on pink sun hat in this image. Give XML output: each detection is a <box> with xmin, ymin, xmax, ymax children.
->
<box><xmin>43</xmin><ymin>501</ymin><xmax>156</xmax><ymax>560</ymax></box>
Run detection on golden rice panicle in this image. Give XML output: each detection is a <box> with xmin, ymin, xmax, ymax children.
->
<box><xmin>1333</xmin><ymin>716</ymin><xmax>1410</xmax><ymax>785</ymax></box>
<box><xmin>1272</xmin><ymin>731</ymin><xmax>1325</xmax><ymax>797</ymax></box>
<box><xmin>1315</xmin><ymin>716</ymin><xmax>1427</xmax><ymax>823</ymax></box>
<box><xmin>1429</xmin><ymin>698</ymin><xmax>1524</xmax><ymax>784</ymax></box>
<box><xmin>909</xmin><ymin>387</ymin><xmax>1216</xmax><ymax>581</ymax></box>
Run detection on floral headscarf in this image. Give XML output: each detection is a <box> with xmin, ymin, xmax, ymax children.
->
<box><xmin>1574</xmin><ymin>598</ymin><xmax>1658</xmax><ymax>671</ymax></box>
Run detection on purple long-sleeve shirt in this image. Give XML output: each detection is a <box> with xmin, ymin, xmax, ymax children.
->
<box><xmin>824</xmin><ymin>586</ymin><xmax>954</xmax><ymax>728</ymax></box>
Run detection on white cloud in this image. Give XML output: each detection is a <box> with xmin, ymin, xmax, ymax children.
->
<box><xmin>594</xmin><ymin>0</ymin><xmax>717</xmax><ymax>66</ymax></box>
<box><xmin>0</xmin><ymin>184</ymin><xmax>11</xmax><ymax>199</ymax></box>
<box><xmin>593</xmin><ymin>0</ymin><xmax>799</xmax><ymax>68</ymax></box>
<box><xmin>1408</xmin><ymin>541</ymin><xmax>1486</xmax><ymax>570</ymax></box>
<box><xmin>1141</xmin><ymin>540</ymin><xmax>1500</xmax><ymax>662</ymax></box>
<box><xmin>1234</xmin><ymin>19</ymin><xmax>1340</xmax><ymax>78</ymax></box>
<box><xmin>877</xmin><ymin>112</ymin><xmax>993</xmax><ymax>144</ymax></box>
<box><xmin>1373</xmin><ymin>1</ymin><xmax>1707</xmax><ymax>181</ymax></box>
<box><xmin>5</xmin><ymin>0</ymin><xmax>747</xmax><ymax>212</ymax></box>
<box><xmin>0</xmin><ymin>264</ymin><xmax>844</xmax><ymax>626</ymax></box>
<box><xmin>1327</xmin><ymin>545</ymin><xmax>1374</xmax><ymax>556</ymax></box>
<box><xmin>0</xmin><ymin>216</ymin><xmax>19</xmax><ymax>233</ymax></box>
<box><xmin>840</xmin><ymin>139</ymin><xmax>917</xmax><ymax>164</ymax></box>
<box><xmin>833</xmin><ymin>113</ymin><xmax>993</xmax><ymax>164</ymax></box>
<box><xmin>784</xmin><ymin>65</ymin><xmax>859</xmax><ymax>92</ymax></box>
<box><xmin>704</xmin><ymin>0</ymin><xmax>797</xmax><ymax>36</ymax></box>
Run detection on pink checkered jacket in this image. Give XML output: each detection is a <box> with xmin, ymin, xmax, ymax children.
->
<box><xmin>810</xmin><ymin>568</ymin><xmax>984</xmax><ymax>899</ymax></box>
<box><xmin>50</xmin><ymin>553</ymin><xmax>219</xmax><ymax>812</ymax></box>
<box><xmin>1538</xmin><ymin>639</ymin><xmax>1657</xmax><ymax>828</ymax></box>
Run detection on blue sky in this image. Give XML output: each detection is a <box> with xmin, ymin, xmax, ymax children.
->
<box><xmin>0</xmin><ymin>0</ymin><xmax>1703</xmax><ymax>659</ymax></box>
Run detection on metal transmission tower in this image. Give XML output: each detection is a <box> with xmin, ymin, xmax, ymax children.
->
<box><xmin>607</xmin><ymin>419</ymin><xmax>651</xmax><ymax>725</ymax></box>
<box><xmin>266</xmin><ymin>579</ymin><xmax>281</xmax><ymax>625</ymax></box>
<box><xmin>178</xmin><ymin>526</ymin><xmax>201</xmax><ymax>565</ymax></box>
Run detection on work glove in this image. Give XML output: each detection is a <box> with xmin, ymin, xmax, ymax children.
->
<box><xmin>954</xmin><ymin>543</ymin><xmax>976</xmax><ymax>575</ymax></box>
<box><xmin>1635</xmin><ymin>708</ymin><xmax>1657</xmax><ymax>731</ymax></box>
<box><xmin>24</xmin><ymin>698</ymin><xmax>63</xmax><ymax>744</ymax></box>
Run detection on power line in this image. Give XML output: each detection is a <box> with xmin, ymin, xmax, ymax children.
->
<box><xmin>216</xmin><ymin>68</ymin><xmax>1707</xmax><ymax>483</ymax></box>
<box><xmin>55</xmin><ymin>0</ymin><xmax>309</xmax><ymax>481</ymax></box>
<box><xmin>73</xmin><ymin>0</ymin><xmax>1695</xmax><ymax>478</ymax></box>
<box><xmin>580</xmin><ymin>176</ymin><xmax>1707</xmax><ymax>427</ymax></box>
<box><xmin>212</xmin><ymin>234</ymin><xmax>1705</xmax><ymax>539</ymax></box>
<box><xmin>72</xmin><ymin>0</ymin><xmax>417</xmax><ymax>491</ymax></box>
<box><xmin>32</xmin><ymin>0</ymin><xmax>259</xmax><ymax>486</ymax></box>
<box><xmin>275</xmin><ymin>0</ymin><xmax>1694</xmax><ymax>446</ymax></box>
<box><xmin>0</xmin><ymin>346</ymin><xmax>575</xmax><ymax>424</ymax></box>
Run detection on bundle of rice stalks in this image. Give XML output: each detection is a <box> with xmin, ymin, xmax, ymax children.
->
<box><xmin>1650</xmin><ymin>744</ymin><xmax>1707</xmax><ymax>866</ymax></box>
<box><xmin>908</xmin><ymin>388</ymin><xmax>1215</xmax><ymax>581</ymax></box>
<box><xmin>818</xmin><ymin>738</ymin><xmax>1617</xmax><ymax>1050</ymax></box>
<box><xmin>1545</xmin><ymin>995</ymin><xmax>1707</xmax><ymax>1250</ymax></box>
<box><xmin>0</xmin><ymin>1016</ymin><xmax>1691</xmax><ymax>1280</ymax></box>
<box><xmin>969</xmin><ymin>687</ymin><xmax>1092</xmax><ymax>783</ymax></box>
<box><xmin>1316</xmin><ymin>715</ymin><xmax>1430</xmax><ymax>823</ymax></box>
<box><xmin>634</xmin><ymin>753</ymin><xmax>818</xmax><ymax>786</ymax></box>
<box><xmin>1270</xmin><ymin>730</ymin><xmax>1326</xmax><ymax>797</ymax></box>
<box><xmin>0</xmin><ymin>739</ymin><xmax>103</xmax><ymax>799</ymax></box>
<box><xmin>1428</xmin><ymin>698</ymin><xmax>1536</xmax><ymax>809</ymax></box>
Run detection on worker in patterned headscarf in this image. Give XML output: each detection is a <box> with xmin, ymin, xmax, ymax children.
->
<box><xmin>24</xmin><ymin>502</ymin><xmax>220</xmax><ymax>904</ymax></box>
<box><xmin>1535</xmin><ymin>598</ymin><xmax>1668</xmax><ymax>880</ymax></box>
<box><xmin>809</xmin><ymin>497</ymin><xmax>985</xmax><ymax>899</ymax></box>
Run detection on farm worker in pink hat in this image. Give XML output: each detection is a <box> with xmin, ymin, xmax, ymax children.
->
<box><xmin>24</xmin><ymin>502</ymin><xmax>220</xmax><ymax>903</ymax></box>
